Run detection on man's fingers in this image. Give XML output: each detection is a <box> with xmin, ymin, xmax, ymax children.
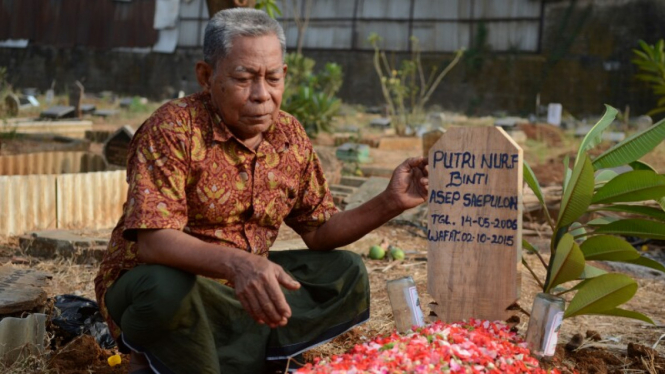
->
<box><xmin>238</xmin><ymin>292</ymin><xmax>266</xmax><ymax>325</ymax></box>
<box><xmin>266</xmin><ymin>276</ymin><xmax>293</xmax><ymax>321</ymax></box>
<box><xmin>405</xmin><ymin>156</ymin><xmax>427</xmax><ymax>169</ymax></box>
<box><xmin>278</xmin><ymin>270</ymin><xmax>301</xmax><ymax>291</ymax></box>
<box><xmin>259</xmin><ymin>297</ymin><xmax>283</xmax><ymax>325</ymax></box>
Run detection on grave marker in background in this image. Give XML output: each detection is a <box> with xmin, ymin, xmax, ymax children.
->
<box><xmin>68</xmin><ymin>81</ymin><xmax>85</xmax><ymax>118</ymax></box>
<box><xmin>427</xmin><ymin>126</ymin><xmax>522</xmax><ymax>323</ymax></box>
<box><xmin>547</xmin><ymin>103</ymin><xmax>562</xmax><ymax>126</ymax></box>
<box><xmin>103</xmin><ymin>125</ymin><xmax>135</xmax><ymax>168</ymax></box>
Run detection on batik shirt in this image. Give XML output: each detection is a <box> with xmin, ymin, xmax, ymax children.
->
<box><xmin>94</xmin><ymin>92</ymin><xmax>338</xmax><ymax>340</ymax></box>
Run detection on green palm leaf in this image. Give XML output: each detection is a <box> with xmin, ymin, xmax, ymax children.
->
<box><xmin>593</xmin><ymin>219</ymin><xmax>665</xmax><ymax>240</ymax></box>
<box><xmin>647</xmin><ymin>107</ymin><xmax>665</xmax><ymax>116</ymax></box>
<box><xmin>545</xmin><ymin>234</ymin><xmax>585</xmax><ymax>293</ymax></box>
<box><xmin>522</xmin><ymin>239</ymin><xmax>539</xmax><ymax>254</ymax></box>
<box><xmin>579</xmin><ymin>264</ymin><xmax>607</xmax><ymax>279</ymax></box>
<box><xmin>563</xmin><ymin>154</ymin><xmax>572</xmax><ymax>190</ymax></box>
<box><xmin>591</xmin><ymin>170</ymin><xmax>665</xmax><ymax>204</ymax></box>
<box><xmin>592</xmin><ymin>204</ymin><xmax>665</xmax><ymax>222</ymax></box>
<box><xmin>524</xmin><ymin>162</ymin><xmax>547</xmax><ymax>212</ymax></box>
<box><xmin>569</xmin><ymin>222</ymin><xmax>587</xmax><ymax>240</ymax></box>
<box><xmin>629</xmin><ymin>161</ymin><xmax>656</xmax><ymax>171</ymax></box>
<box><xmin>586</xmin><ymin>216</ymin><xmax>620</xmax><ymax>226</ymax></box>
<box><xmin>556</xmin><ymin>154</ymin><xmax>595</xmax><ymax>228</ymax></box>
<box><xmin>579</xmin><ymin>235</ymin><xmax>640</xmax><ymax>261</ymax></box>
<box><xmin>623</xmin><ymin>256</ymin><xmax>665</xmax><ymax>273</ymax></box>
<box><xmin>592</xmin><ymin>118</ymin><xmax>665</xmax><ymax>170</ymax></box>
<box><xmin>576</xmin><ymin>105</ymin><xmax>618</xmax><ymax>163</ymax></box>
<box><xmin>564</xmin><ymin>273</ymin><xmax>637</xmax><ymax>318</ymax></box>
<box><xmin>589</xmin><ymin>308</ymin><xmax>654</xmax><ymax>324</ymax></box>
<box><xmin>594</xmin><ymin>169</ymin><xmax>618</xmax><ymax>185</ymax></box>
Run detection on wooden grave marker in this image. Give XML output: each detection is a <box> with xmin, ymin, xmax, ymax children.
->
<box><xmin>103</xmin><ymin>125</ymin><xmax>136</xmax><ymax>168</ymax></box>
<box><xmin>68</xmin><ymin>81</ymin><xmax>85</xmax><ymax>118</ymax></box>
<box><xmin>427</xmin><ymin>126</ymin><xmax>522</xmax><ymax>323</ymax></box>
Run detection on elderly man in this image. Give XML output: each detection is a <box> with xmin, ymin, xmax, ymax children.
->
<box><xmin>94</xmin><ymin>8</ymin><xmax>428</xmax><ymax>374</ymax></box>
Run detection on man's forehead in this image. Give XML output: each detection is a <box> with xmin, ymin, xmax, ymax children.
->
<box><xmin>233</xmin><ymin>65</ymin><xmax>283</xmax><ymax>74</ymax></box>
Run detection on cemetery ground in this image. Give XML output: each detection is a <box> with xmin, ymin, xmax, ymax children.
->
<box><xmin>1</xmin><ymin>101</ymin><xmax>665</xmax><ymax>373</ymax></box>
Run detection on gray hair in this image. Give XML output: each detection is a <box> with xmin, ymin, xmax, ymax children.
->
<box><xmin>203</xmin><ymin>8</ymin><xmax>286</xmax><ymax>68</ymax></box>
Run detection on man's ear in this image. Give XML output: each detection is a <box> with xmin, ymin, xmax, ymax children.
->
<box><xmin>283</xmin><ymin>63</ymin><xmax>288</xmax><ymax>78</ymax></box>
<box><xmin>195</xmin><ymin>61</ymin><xmax>213</xmax><ymax>92</ymax></box>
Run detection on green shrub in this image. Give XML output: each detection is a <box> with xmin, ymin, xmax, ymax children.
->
<box><xmin>368</xmin><ymin>33</ymin><xmax>463</xmax><ymax>135</ymax></box>
<box><xmin>524</xmin><ymin>105</ymin><xmax>665</xmax><ymax>322</ymax></box>
<box><xmin>282</xmin><ymin>53</ymin><xmax>343</xmax><ymax>137</ymax></box>
<box><xmin>632</xmin><ymin>40</ymin><xmax>665</xmax><ymax>117</ymax></box>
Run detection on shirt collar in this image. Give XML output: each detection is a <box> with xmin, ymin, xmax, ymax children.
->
<box><xmin>202</xmin><ymin>92</ymin><xmax>289</xmax><ymax>153</ymax></box>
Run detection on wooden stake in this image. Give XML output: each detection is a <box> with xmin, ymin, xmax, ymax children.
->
<box><xmin>427</xmin><ymin>126</ymin><xmax>523</xmax><ymax>322</ymax></box>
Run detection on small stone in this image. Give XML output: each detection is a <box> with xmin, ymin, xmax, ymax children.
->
<box><xmin>585</xmin><ymin>330</ymin><xmax>601</xmax><ymax>341</ymax></box>
<box><xmin>627</xmin><ymin>342</ymin><xmax>658</xmax><ymax>360</ymax></box>
<box><xmin>11</xmin><ymin>256</ymin><xmax>29</xmax><ymax>265</ymax></box>
<box><xmin>565</xmin><ymin>333</ymin><xmax>584</xmax><ymax>351</ymax></box>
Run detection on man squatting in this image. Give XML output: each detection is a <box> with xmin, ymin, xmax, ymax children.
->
<box><xmin>95</xmin><ymin>8</ymin><xmax>429</xmax><ymax>374</ymax></box>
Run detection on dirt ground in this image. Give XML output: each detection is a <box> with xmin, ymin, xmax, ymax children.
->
<box><xmin>1</xmin><ymin>114</ymin><xmax>665</xmax><ymax>373</ymax></box>
<box><xmin>2</xmin><ymin>222</ymin><xmax>664</xmax><ymax>373</ymax></box>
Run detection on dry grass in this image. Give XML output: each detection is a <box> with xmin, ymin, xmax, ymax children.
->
<box><xmin>0</xmin><ymin>331</ymin><xmax>57</xmax><ymax>374</ymax></box>
<box><xmin>0</xmin><ymin>354</ymin><xmax>54</xmax><ymax>374</ymax></box>
<box><xmin>10</xmin><ymin>257</ymin><xmax>98</xmax><ymax>300</ymax></box>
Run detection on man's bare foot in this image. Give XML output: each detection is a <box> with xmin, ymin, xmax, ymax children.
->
<box><xmin>129</xmin><ymin>351</ymin><xmax>151</xmax><ymax>373</ymax></box>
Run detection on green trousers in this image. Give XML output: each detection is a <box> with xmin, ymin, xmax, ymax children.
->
<box><xmin>105</xmin><ymin>250</ymin><xmax>370</xmax><ymax>374</ymax></box>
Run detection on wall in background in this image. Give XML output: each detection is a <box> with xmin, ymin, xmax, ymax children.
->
<box><xmin>0</xmin><ymin>0</ymin><xmax>662</xmax><ymax>118</ymax></box>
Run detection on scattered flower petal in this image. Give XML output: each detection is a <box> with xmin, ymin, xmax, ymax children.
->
<box><xmin>297</xmin><ymin>319</ymin><xmax>565</xmax><ymax>374</ymax></box>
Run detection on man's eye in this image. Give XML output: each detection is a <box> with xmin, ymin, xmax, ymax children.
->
<box><xmin>235</xmin><ymin>77</ymin><xmax>250</xmax><ymax>83</ymax></box>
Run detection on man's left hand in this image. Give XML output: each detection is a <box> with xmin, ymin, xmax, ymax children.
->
<box><xmin>385</xmin><ymin>157</ymin><xmax>429</xmax><ymax>211</ymax></box>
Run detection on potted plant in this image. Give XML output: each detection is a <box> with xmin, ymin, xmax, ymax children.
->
<box><xmin>522</xmin><ymin>105</ymin><xmax>665</xmax><ymax>358</ymax></box>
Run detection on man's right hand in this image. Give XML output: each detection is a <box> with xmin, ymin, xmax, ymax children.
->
<box><xmin>137</xmin><ymin>229</ymin><xmax>300</xmax><ymax>328</ymax></box>
<box><xmin>230</xmin><ymin>252</ymin><xmax>301</xmax><ymax>328</ymax></box>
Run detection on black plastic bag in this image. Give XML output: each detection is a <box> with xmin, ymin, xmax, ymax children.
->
<box><xmin>51</xmin><ymin>294</ymin><xmax>116</xmax><ymax>349</ymax></box>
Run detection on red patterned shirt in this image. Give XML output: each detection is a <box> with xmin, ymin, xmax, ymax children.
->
<box><xmin>94</xmin><ymin>92</ymin><xmax>338</xmax><ymax>340</ymax></box>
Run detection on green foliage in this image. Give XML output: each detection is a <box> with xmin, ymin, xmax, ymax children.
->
<box><xmin>0</xmin><ymin>66</ymin><xmax>13</xmax><ymax>123</ymax></box>
<box><xmin>544</xmin><ymin>234</ymin><xmax>584</xmax><ymax>293</ymax></box>
<box><xmin>464</xmin><ymin>22</ymin><xmax>490</xmax><ymax>74</ymax></box>
<box><xmin>563</xmin><ymin>274</ymin><xmax>640</xmax><ymax>319</ymax></box>
<box><xmin>632</xmin><ymin>40</ymin><xmax>665</xmax><ymax>117</ymax></box>
<box><xmin>524</xmin><ymin>105</ymin><xmax>665</xmax><ymax>323</ymax></box>
<box><xmin>255</xmin><ymin>0</ymin><xmax>281</xmax><ymax>18</ymax></box>
<box><xmin>128</xmin><ymin>97</ymin><xmax>149</xmax><ymax>113</ymax></box>
<box><xmin>0</xmin><ymin>66</ymin><xmax>7</xmax><ymax>91</ymax></box>
<box><xmin>281</xmin><ymin>53</ymin><xmax>343</xmax><ymax>137</ymax></box>
<box><xmin>368</xmin><ymin>33</ymin><xmax>464</xmax><ymax>135</ymax></box>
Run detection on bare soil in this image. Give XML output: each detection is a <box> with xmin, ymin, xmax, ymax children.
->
<box><xmin>1</xmin><ymin>123</ymin><xmax>665</xmax><ymax>373</ymax></box>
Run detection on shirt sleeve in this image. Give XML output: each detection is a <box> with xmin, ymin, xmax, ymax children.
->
<box><xmin>284</xmin><ymin>146</ymin><xmax>339</xmax><ymax>235</ymax></box>
<box><xmin>121</xmin><ymin>106</ymin><xmax>191</xmax><ymax>241</ymax></box>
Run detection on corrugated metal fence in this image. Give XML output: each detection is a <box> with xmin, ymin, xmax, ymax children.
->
<box><xmin>56</xmin><ymin>171</ymin><xmax>126</xmax><ymax>230</ymax></box>
<box><xmin>0</xmin><ymin>152</ymin><xmax>107</xmax><ymax>176</ymax></box>
<box><xmin>0</xmin><ymin>171</ymin><xmax>126</xmax><ymax>237</ymax></box>
<box><xmin>277</xmin><ymin>0</ymin><xmax>543</xmax><ymax>52</ymax></box>
<box><xmin>171</xmin><ymin>0</ymin><xmax>543</xmax><ymax>52</ymax></box>
<box><xmin>0</xmin><ymin>174</ymin><xmax>57</xmax><ymax>237</ymax></box>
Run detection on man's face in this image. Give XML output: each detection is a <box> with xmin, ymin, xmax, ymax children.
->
<box><xmin>200</xmin><ymin>34</ymin><xmax>286</xmax><ymax>142</ymax></box>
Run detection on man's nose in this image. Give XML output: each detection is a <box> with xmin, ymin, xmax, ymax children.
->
<box><xmin>250</xmin><ymin>79</ymin><xmax>271</xmax><ymax>102</ymax></box>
